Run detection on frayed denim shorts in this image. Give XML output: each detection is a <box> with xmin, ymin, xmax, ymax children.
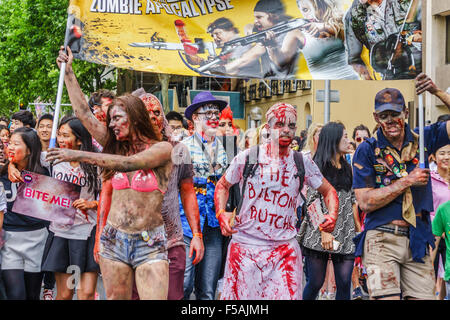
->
<box><xmin>99</xmin><ymin>224</ymin><xmax>168</xmax><ymax>269</ymax></box>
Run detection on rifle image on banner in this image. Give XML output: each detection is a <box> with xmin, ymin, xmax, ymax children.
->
<box><xmin>197</xmin><ymin>18</ymin><xmax>310</xmax><ymax>73</ymax></box>
<box><xmin>129</xmin><ymin>32</ymin><xmax>216</xmax><ymax>56</ymax></box>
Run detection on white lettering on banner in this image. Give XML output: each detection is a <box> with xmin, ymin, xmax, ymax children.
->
<box><xmin>91</xmin><ymin>0</ymin><xmax>143</xmax><ymax>14</ymax></box>
<box><xmin>91</xmin><ymin>0</ymin><xmax>233</xmax><ymax>17</ymax></box>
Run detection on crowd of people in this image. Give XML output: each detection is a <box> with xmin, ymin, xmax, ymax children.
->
<box><xmin>0</xmin><ymin>46</ymin><xmax>448</xmax><ymax>301</ymax></box>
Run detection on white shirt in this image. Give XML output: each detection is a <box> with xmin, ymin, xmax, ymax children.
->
<box><xmin>225</xmin><ymin>145</ymin><xmax>324</xmax><ymax>244</ymax></box>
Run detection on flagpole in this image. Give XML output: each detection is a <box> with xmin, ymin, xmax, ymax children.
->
<box><xmin>49</xmin><ymin>15</ymin><xmax>72</xmax><ymax>149</ymax></box>
<box><xmin>418</xmin><ymin>94</ymin><xmax>425</xmax><ymax>168</ymax></box>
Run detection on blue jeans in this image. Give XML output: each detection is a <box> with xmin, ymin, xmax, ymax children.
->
<box><xmin>183</xmin><ymin>225</ymin><xmax>223</xmax><ymax>300</ymax></box>
<box><xmin>302</xmin><ymin>248</ymin><xmax>354</xmax><ymax>300</ymax></box>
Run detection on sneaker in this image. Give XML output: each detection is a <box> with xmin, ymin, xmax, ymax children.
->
<box><xmin>318</xmin><ymin>290</ymin><xmax>327</xmax><ymax>300</ymax></box>
<box><xmin>43</xmin><ymin>289</ymin><xmax>54</xmax><ymax>300</ymax></box>
<box><xmin>352</xmin><ymin>287</ymin><xmax>363</xmax><ymax>300</ymax></box>
<box><xmin>327</xmin><ymin>292</ymin><xmax>336</xmax><ymax>300</ymax></box>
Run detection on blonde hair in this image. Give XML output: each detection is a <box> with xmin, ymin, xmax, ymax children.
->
<box><xmin>297</xmin><ymin>0</ymin><xmax>344</xmax><ymax>39</ymax></box>
<box><xmin>302</xmin><ymin>123</ymin><xmax>323</xmax><ymax>156</ymax></box>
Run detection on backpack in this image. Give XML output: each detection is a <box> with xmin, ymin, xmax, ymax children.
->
<box><xmin>235</xmin><ymin>145</ymin><xmax>307</xmax><ymax>228</ymax></box>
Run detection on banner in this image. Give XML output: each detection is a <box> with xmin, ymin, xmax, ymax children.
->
<box><xmin>12</xmin><ymin>171</ymin><xmax>81</xmax><ymax>225</ymax></box>
<box><xmin>68</xmin><ymin>0</ymin><xmax>422</xmax><ymax>80</ymax></box>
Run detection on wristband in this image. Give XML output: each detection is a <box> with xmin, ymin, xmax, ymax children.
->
<box><xmin>193</xmin><ymin>232</ymin><xmax>203</xmax><ymax>239</ymax></box>
<box><xmin>216</xmin><ymin>209</ymin><xmax>225</xmax><ymax>219</ymax></box>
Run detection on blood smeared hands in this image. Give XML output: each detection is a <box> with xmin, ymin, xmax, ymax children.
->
<box><xmin>318</xmin><ymin>215</ymin><xmax>336</xmax><ymax>233</ymax></box>
<box><xmin>218</xmin><ymin>211</ymin><xmax>238</xmax><ymax>237</ymax></box>
<box><xmin>415</xmin><ymin>73</ymin><xmax>439</xmax><ymax>95</ymax></box>
<box><xmin>73</xmin><ymin>199</ymin><xmax>97</xmax><ymax>211</ymax></box>
<box><xmin>189</xmin><ymin>236</ymin><xmax>204</xmax><ymax>265</ymax></box>
<box><xmin>46</xmin><ymin>148</ymin><xmax>78</xmax><ymax>165</ymax></box>
<box><xmin>8</xmin><ymin>162</ymin><xmax>23</xmax><ymax>183</ymax></box>
<box><xmin>405</xmin><ymin>167</ymin><xmax>430</xmax><ymax>187</ymax></box>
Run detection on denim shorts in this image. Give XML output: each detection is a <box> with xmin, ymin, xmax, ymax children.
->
<box><xmin>99</xmin><ymin>224</ymin><xmax>168</xmax><ymax>269</ymax></box>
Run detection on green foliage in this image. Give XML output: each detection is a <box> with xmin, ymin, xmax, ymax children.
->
<box><xmin>0</xmin><ymin>0</ymin><xmax>116</xmax><ymax>117</ymax></box>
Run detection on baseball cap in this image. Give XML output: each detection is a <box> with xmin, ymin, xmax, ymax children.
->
<box><xmin>374</xmin><ymin>88</ymin><xmax>405</xmax><ymax>113</ymax></box>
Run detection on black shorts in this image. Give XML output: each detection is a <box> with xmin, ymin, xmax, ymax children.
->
<box><xmin>41</xmin><ymin>227</ymin><xmax>100</xmax><ymax>274</ymax></box>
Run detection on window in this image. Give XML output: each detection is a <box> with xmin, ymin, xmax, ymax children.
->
<box><xmin>249</xmin><ymin>84</ymin><xmax>257</xmax><ymax>100</ymax></box>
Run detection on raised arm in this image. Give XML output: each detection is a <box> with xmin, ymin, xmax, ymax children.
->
<box><xmin>415</xmin><ymin>73</ymin><xmax>450</xmax><ymax>111</ymax></box>
<box><xmin>57</xmin><ymin>46</ymin><xmax>108</xmax><ymax>145</ymax></box>
<box><xmin>46</xmin><ymin>141</ymin><xmax>173</xmax><ymax>171</ymax></box>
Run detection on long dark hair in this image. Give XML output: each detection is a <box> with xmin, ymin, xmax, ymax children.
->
<box><xmin>313</xmin><ymin>122</ymin><xmax>352</xmax><ymax>192</ymax></box>
<box><xmin>0</xmin><ymin>127</ymin><xmax>46</xmax><ymax>175</ymax></box>
<box><xmin>102</xmin><ymin>94</ymin><xmax>162</xmax><ymax>180</ymax></box>
<box><xmin>58</xmin><ymin>116</ymin><xmax>100</xmax><ymax>195</ymax></box>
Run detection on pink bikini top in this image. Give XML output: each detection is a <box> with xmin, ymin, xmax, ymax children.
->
<box><xmin>111</xmin><ymin>170</ymin><xmax>164</xmax><ymax>194</ymax></box>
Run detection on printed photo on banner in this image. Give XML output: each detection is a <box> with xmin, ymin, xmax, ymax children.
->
<box><xmin>12</xmin><ymin>171</ymin><xmax>81</xmax><ymax>226</ymax></box>
<box><xmin>68</xmin><ymin>0</ymin><xmax>422</xmax><ymax>80</ymax></box>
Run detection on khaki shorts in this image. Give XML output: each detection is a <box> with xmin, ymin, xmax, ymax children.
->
<box><xmin>363</xmin><ymin>229</ymin><xmax>435</xmax><ymax>300</ymax></box>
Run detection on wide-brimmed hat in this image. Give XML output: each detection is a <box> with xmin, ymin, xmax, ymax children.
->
<box><xmin>185</xmin><ymin>91</ymin><xmax>228</xmax><ymax>120</ymax></box>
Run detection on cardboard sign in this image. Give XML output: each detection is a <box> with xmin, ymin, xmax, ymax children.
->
<box><xmin>307</xmin><ymin>198</ymin><xmax>326</xmax><ymax>230</ymax></box>
<box><xmin>12</xmin><ymin>171</ymin><xmax>81</xmax><ymax>225</ymax></box>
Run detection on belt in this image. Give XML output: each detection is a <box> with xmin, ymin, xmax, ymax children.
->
<box><xmin>375</xmin><ymin>224</ymin><xmax>410</xmax><ymax>237</ymax></box>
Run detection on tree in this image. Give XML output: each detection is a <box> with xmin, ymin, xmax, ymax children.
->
<box><xmin>0</xmin><ymin>0</ymin><xmax>116</xmax><ymax>116</ymax></box>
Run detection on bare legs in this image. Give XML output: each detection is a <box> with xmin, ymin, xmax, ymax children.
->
<box><xmin>99</xmin><ymin>257</ymin><xmax>168</xmax><ymax>300</ymax></box>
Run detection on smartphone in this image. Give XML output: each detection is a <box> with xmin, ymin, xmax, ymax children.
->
<box><xmin>332</xmin><ymin>240</ymin><xmax>340</xmax><ymax>251</ymax></box>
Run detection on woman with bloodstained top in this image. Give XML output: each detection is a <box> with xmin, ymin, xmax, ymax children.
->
<box><xmin>46</xmin><ymin>94</ymin><xmax>173</xmax><ymax>300</ymax></box>
<box><xmin>40</xmin><ymin>116</ymin><xmax>100</xmax><ymax>300</ymax></box>
<box><xmin>298</xmin><ymin>122</ymin><xmax>358</xmax><ymax>300</ymax></box>
<box><xmin>214</xmin><ymin>103</ymin><xmax>339</xmax><ymax>300</ymax></box>
<box><xmin>0</xmin><ymin>128</ymin><xmax>50</xmax><ymax>299</ymax></box>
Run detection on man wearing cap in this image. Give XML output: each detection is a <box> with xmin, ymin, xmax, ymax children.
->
<box><xmin>223</xmin><ymin>0</ymin><xmax>298</xmax><ymax>78</ymax></box>
<box><xmin>352</xmin><ymin>88</ymin><xmax>450</xmax><ymax>300</ymax></box>
<box><xmin>185</xmin><ymin>17</ymin><xmax>261</xmax><ymax>78</ymax></box>
<box><xmin>180</xmin><ymin>91</ymin><xmax>229</xmax><ymax>300</ymax></box>
<box><xmin>214</xmin><ymin>102</ymin><xmax>339</xmax><ymax>300</ymax></box>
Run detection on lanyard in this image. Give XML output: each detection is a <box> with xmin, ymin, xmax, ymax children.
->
<box><xmin>194</xmin><ymin>133</ymin><xmax>219</xmax><ymax>174</ymax></box>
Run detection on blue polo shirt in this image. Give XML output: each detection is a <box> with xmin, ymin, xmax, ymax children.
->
<box><xmin>352</xmin><ymin>121</ymin><xmax>450</xmax><ymax>262</ymax></box>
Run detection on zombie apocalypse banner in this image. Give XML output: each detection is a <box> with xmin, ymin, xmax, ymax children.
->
<box><xmin>12</xmin><ymin>171</ymin><xmax>81</xmax><ymax>226</ymax></box>
<box><xmin>67</xmin><ymin>0</ymin><xmax>422</xmax><ymax>80</ymax></box>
